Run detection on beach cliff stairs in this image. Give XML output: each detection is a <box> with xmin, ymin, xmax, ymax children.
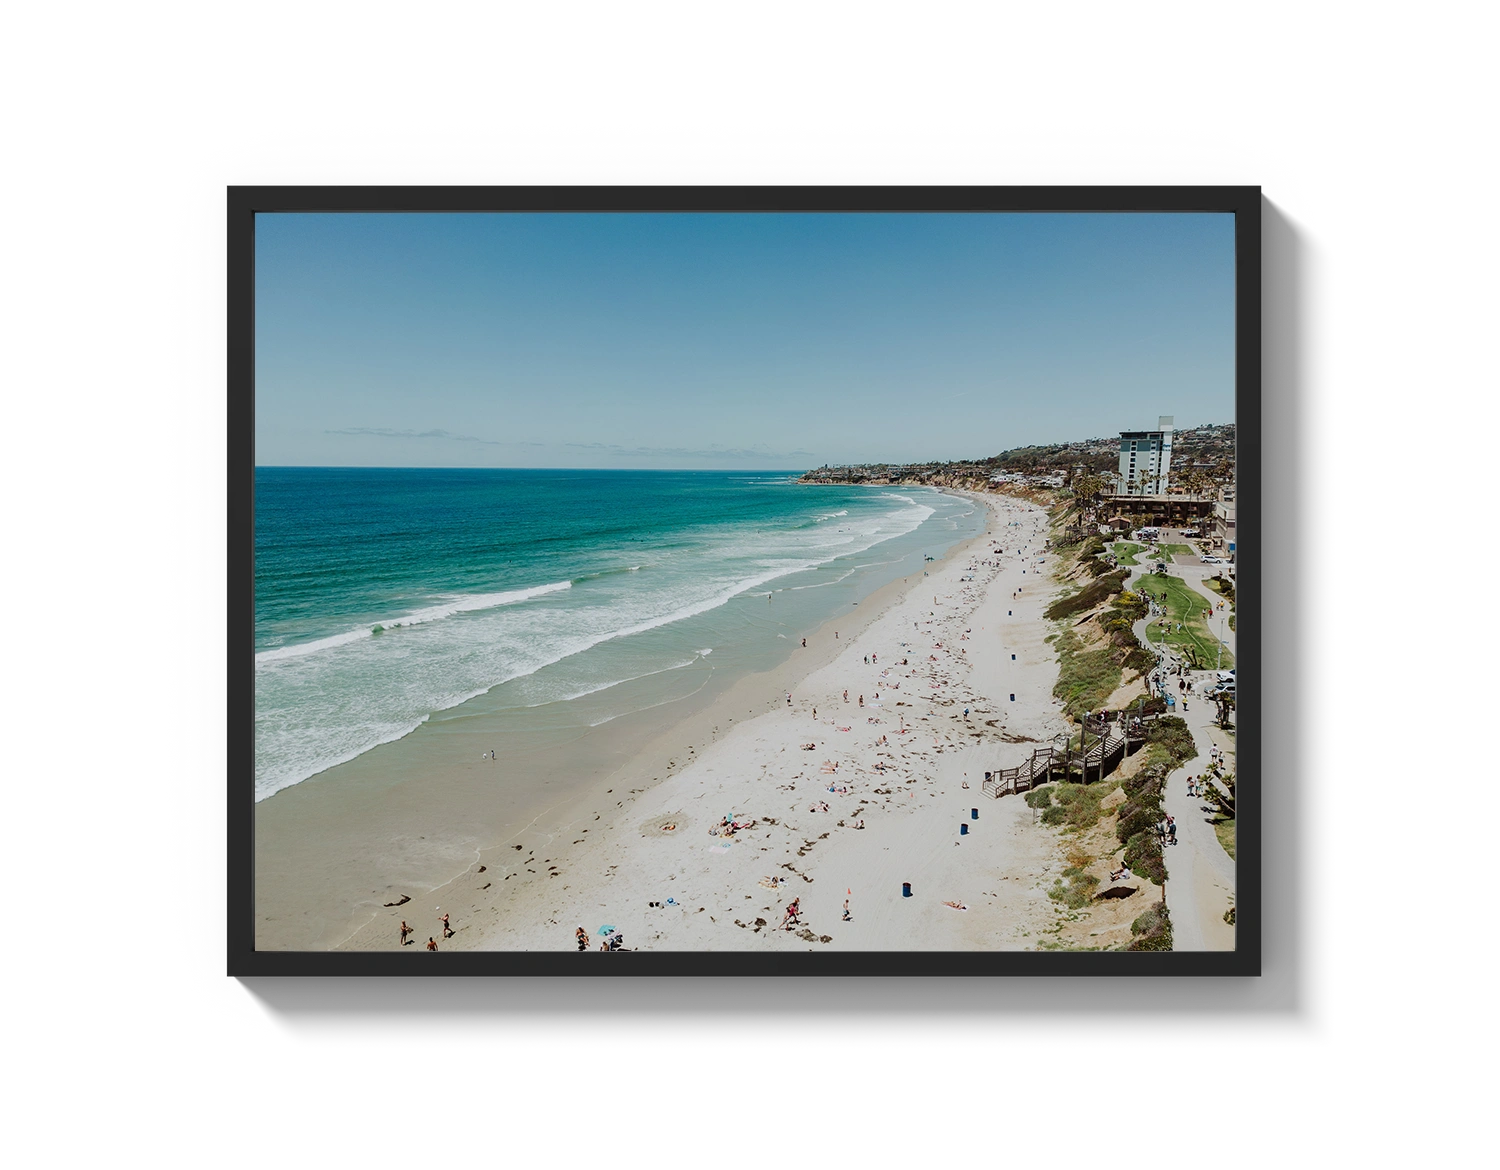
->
<box><xmin>981</xmin><ymin>718</ymin><xmax>1142</xmax><ymax>799</ymax></box>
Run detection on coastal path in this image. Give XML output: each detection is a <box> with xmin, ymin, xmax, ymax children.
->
<box><xmin>1122</xmin><ymin>539</ymin><xmax>1236</xmax><ymax>950</ymax></box>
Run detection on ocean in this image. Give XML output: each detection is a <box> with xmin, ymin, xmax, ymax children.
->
<box><xmin>254</xmin><ymin>468</ymin><xmax>985</xmax><ymax>801</ymax></box>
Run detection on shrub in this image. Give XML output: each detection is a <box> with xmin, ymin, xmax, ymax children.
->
<box><xmin>1127</xmin><ymin>904</ymin><xmax>1173</xmax><ymax>951</ymax></box>
<box><xmin>1025</xmin><ymin>786</ymin><xmax>1054</xmax><ymax>809</ymax></box>
<box><xmin>1049</xmin><ymin>871</ymin><xmax>1101</xmax><ymax>910</ymax></box>
<box><xmin>1045</xmin><ymin>781</ymin><xmax>1115</xmax><ymax>831</ymax></box>
<box><xmin>1122</xmin><ymin>759</ymin><xmax>1169</xmax><ymax>799</ymax></box>
<box><xmin>1124</xmin><ymin>646</ymin><xmax>1156</xmax><ymax>675</ymax></box>
<box><xmin>1145</xmin><ymin>716</ymin><xmax>1196</xmax><ymax>765</ymax></box>
<box><xmin>1044</xmin><ymin>570</ymin><xmax>1128</xmax><ymax>620</ymax></box>
<box><xmin>1115</xmin><ymin>805</ymin><xmax>1157</xmax><ymax>843</ymax></box>
<box><xmin>1123</xmin><ymin>831</ymin><xmax>1166</xmax><ymax>885</ymax></box>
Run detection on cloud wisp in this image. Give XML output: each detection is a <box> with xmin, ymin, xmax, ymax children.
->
<box><xmin>326</xmin><ymin>427</ymin><xmax>811</xmax><ymax>462</ymax></box>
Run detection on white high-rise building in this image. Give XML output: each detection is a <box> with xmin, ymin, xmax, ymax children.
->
<box><xmin>1115</xmin><ymin>416</ymin><xmax>1174</xmax><ymax>495</ymax></box>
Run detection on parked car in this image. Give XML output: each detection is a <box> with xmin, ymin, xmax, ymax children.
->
<box><xmin>1201</xmin><ymin>555</ymin><xmax>1223</xmax><ymax>564</ymax></box>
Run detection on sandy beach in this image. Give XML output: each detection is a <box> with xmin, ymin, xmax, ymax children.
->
<box><xmin>335</xmin><ymin>491</ymin><xmax>1073</xmax><ymax>954</ymax></box>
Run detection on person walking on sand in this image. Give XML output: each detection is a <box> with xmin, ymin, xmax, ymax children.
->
<box><xmin>399</xmin><ymin>920</ymin><xmax>412</xmax><ymax>946</ymax></box>
<box><xmin>576</xmin><ymin>926</ymin><xmax>589</xmax><ymax>952</ymax></box>
<box><xmin>842</xmin><ymin>898</ymin><xmax>851</xmax><ymax>922</ymax></box>
<box><xmin>426</xmin><ymin>937</ymin><xmax>438</xmax><ymax>951</ymax></box>
<box><xmin>440</xmin><ymin>912</ymin><xmax>453</xmax><ymax>938</ymax></box>
<box><xmin>843</xmin><ymin>689</ymin><xmax>849</xmax><ymax>703</ymax></box>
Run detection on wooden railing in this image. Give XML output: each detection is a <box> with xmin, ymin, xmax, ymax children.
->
<box><xmin>982</xmin><ymin>718</ymin><xmax>1150</xmax><ymax>799</ymax></box>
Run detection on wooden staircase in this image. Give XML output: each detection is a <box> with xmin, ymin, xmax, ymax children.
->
<box><xmin>982</xmin><ymin>717</ymin><xmax>1148</xmax><ymax>799</ymax></box>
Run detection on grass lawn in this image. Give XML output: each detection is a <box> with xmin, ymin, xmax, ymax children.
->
<box><xmin>1161</xmin><ymin>543</ymin><xmax>1195</xmax><ymax>558</ymax></box>
<box><xmin>1136</xmin><ymin>573</ymin><xmax>1234</xmax><ymax>669</ymax></box>
<box><xmin>1111</xmin><ymin>541</ymin><xmax>1145</xmax><ymax>566</ymax></box>
<box><xmin>1214</xmin><ymin>818</ymin><xmax>1236</xmax><ymax>860</ymax></box>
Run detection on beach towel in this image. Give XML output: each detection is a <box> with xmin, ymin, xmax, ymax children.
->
<box><xmin>708</xmin><ymin>843</ymin><xmax>733</xmax><ymax>854</ymax></box>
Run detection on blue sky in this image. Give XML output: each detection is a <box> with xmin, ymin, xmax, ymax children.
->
<box><xmin>255</xmin><ymin>212</ymin><xmax>1235</xmax><ymax>468</ymax></box>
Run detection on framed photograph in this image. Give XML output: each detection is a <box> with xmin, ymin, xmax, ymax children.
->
<box><xmin>229</xmin><ymin>186</ymin><xmax>1259</xmax><ymax>975</ymax></box>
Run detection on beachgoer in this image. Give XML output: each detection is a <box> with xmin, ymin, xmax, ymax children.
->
<box><xmin>426</xmin><ymin>937</ymin><xmax>438</xmax><ymax>951</ymax></box>
<box><xmin>440</xmin><ymin>913</ymin><xmax>453</xmax><ymax>938</ymax></box>
<box><xmin>858</xmin><ymin>695</ymin><xmax>864</xmax><ymax>707</ymax></box>
<box><xmin>399</xmin><ymin>921</ymin><xmax>412</xmax><ymax>945</ymax></box>
<box><xmin>802</xmin><ymin>638</ymin><xmax>806</xmax><ymax>647</ymax></box>
<box><xmin>842</xmin><ymin>899</ymin><xmax>851</xmax><ymax>922</ymax></box>
<box><xmin>576</xmin><ymin>926</ymin><xmax>588</xmax><ymax>951</ymax></box>
<box><xmin>843</xmin><ymin>690</ymin><xmax>849</xmax><ymax>702</ymax></box>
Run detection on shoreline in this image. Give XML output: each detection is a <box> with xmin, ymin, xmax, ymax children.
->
<box><xmin>255</xmin><ymin>488</ymin><xmax>988</xmax><ymax>951</ymax></box>
<box><xmin>347</xmin><ymin>488</ymin><xmax>1068</xmax><ymax>954</ymax></box>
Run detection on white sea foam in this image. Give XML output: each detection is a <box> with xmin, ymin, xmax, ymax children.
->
<box><xmin>255</xmin><ymin>580</ymin><xmax>572</xmax><ymax>664</ymax></box>
<box><xmin>255</xmin><ymin>488</ymin><xmax>958</xmax><ymax>799</ymax></box>
<box><xmin>518</xmin><ymin>658</ymin><xmax>701</xmax><ymax>708</ymax></box>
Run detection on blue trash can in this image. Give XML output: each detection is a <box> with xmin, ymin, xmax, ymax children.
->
<box><xmin>1010</xmin><ymin>693</ymin><xmax>1015</xmax><ymax>702</ymax></box>
<box><xmin>959</xmin><ymin>823</ymin><xmax>968</xmax><ymax>835</ymax></box>
<box><xmin>971</xmin><ymin>808</ymin><xmax>979</xmax><ymax>820</ymax></box>
<box><xmin>902</xmin><ymin>882</ymin><xmax>912</xmax><ymax>898</ymax></box>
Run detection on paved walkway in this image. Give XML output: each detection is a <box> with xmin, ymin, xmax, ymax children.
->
<box><xmin>1121</xmin><ymin>534</ymin><xmax>1237</xmax><ymax>950</ymax></box>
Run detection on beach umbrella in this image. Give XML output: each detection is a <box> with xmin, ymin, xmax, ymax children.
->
<box><xmin>598</xmin><ymin>925</ymin><xmax>617</xmax><ymax>936</ymax></box>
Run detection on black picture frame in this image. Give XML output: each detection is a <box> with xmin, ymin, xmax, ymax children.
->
<box><xmin>167</xmin><ymin>123</ymin><xmax>1326</xmax><ymax>1056</ymax></box>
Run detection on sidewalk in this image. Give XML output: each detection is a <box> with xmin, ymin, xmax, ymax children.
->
<box><xmin>1121</xmin><ymin>546</ymin><xmax>1237</xmax><ymax>950</ymax></box>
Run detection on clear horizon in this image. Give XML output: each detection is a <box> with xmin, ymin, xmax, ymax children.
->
<box><xmin>256</xmin><ymin>212</ymin><xmax>1235</xmax><ymax>469</ymax></box>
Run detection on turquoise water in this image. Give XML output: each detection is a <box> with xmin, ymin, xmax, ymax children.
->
<box><xmin>254</xmin><ymin>468</ymin><xmax>984</xmax><ymax>800</ymax></box>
